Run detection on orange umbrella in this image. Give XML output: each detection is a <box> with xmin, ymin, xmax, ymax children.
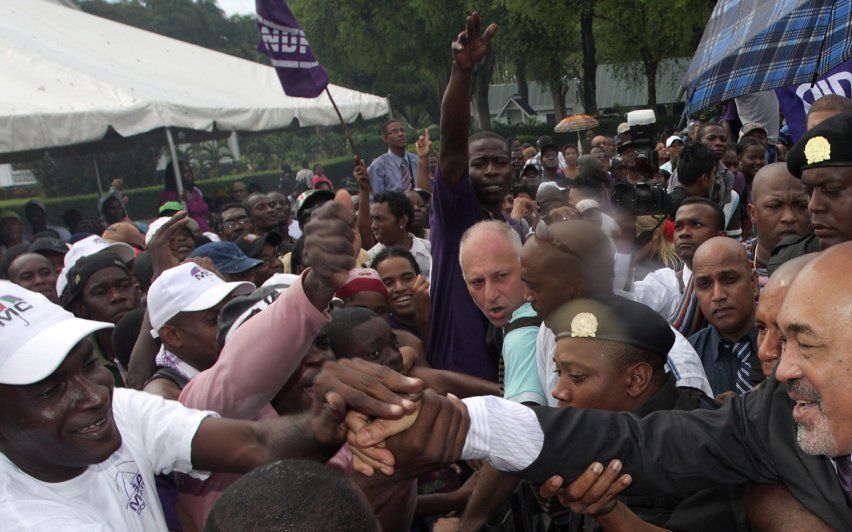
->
<box><xmin>554</xmin><ymin>114</ymin><xmax>599</xmax><ymax>133</ymax></box>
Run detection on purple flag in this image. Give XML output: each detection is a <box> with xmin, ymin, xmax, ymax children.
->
<box><xmin>775</xmin><ymin>59</ymin><xmax>852</xmax><ymax>144</ymax></box>
<box><xmin>256</xmin><ymin>0</ymin><xmax>329</xmax><ymax>98</ymax></box>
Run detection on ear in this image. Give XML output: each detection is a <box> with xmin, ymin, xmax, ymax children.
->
<box><xmin>400</xmin><ymin>214</ymin><xmax>409</xmax><ymax>230</ymax></box>
<box><xmin>750</xmin><ymin>269</ymin><xmax>759</xmax><ymax>298</ymax></box>
<box><xmin>626</xmin><ymin>362</ymin><xmax>654</xmax><ymax>398</ymax></box>
<box><xmin>747</xmin><ymin>203</ymin><xmax>756</xmax><ymax>227</ymax></box>
<box><xmin>158</xmin><ymin>325</ymin><xmax>183</xmax><ymax>349</ymax></box>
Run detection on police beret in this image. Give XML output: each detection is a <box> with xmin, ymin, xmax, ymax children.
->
<box><xmin>544</xmin><ymin>295</ymin><xmax>674</xmax><ymax>359</ymax></box>
<box><xmin>787</xmin><ymin>110</ymin><xmax>852</xmax><ymax>179</ymax></box>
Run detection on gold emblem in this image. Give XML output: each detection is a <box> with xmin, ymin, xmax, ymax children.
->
<box><xmin>570</xmin><ymin>312</ymin><xmax>598</xmax><ymax>338</ymax></box>
<box><xmin>804</xmin><ymin>136</ymin><xmax>831</xmax><ymax>165</ymax></box>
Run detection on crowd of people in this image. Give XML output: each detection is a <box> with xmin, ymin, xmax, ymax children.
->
<box><xmin>2</xmin><ymin>11</ymin><xmax>852</xmax><ymax>532</ymax></box>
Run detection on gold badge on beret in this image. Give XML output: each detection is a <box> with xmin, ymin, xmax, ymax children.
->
<box><xmin>570</xmin><ymin>312</ymin><xmax>598</xmax><ymax>338</ymax></box>
<box><xmin>804</xmin><ymin>136</ymin><xmax>831</xmax><ymax>165</ymax></box>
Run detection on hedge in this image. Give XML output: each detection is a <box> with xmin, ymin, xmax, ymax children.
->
<box><xmin>0</xmin><ymin>149</ymin><xmax>382</xmax><ymax>225</ymax></box>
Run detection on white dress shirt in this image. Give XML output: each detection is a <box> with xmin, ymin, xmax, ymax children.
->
<box><xmin>461</xmin><ymin>395</ymin><xmax>543</xmax><ymax>472</ymax></box>
<box><xmin>630</xmin><ymin>265</ymin><xmax>692</xmax><ymax>320</ymax></box>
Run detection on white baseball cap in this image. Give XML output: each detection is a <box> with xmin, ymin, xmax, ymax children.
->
<box><xmin>0</xmin><ymin>281</ymin><xmax>112</xmax><ymax>385</ymax></box>
<box><xmin>145</xmin><ymin>216</ymin><xmax>200</xmax><ymax>246</ymax></box>
<box><xmin>57</xmin><ymin>235</ymin><xmax>135</xmax><ymax>298</ymax></box>
<box><xmin>147</xmin><ymin>263</ymin><xmax>255</xmax><ymax>337</ymax></box>
<box><xmin>665</xmin><ymin>135</ymin><xmax>684</xmax><ymax>148</ymax></box>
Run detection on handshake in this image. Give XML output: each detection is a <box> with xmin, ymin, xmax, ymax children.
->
<box><xmin>310</xmin><ymin>358</ymin><xmax>470</xmax><ymax>479</ymax></box>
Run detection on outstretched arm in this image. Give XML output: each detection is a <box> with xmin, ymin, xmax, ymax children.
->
<box><xmin>439</xmin><ymin>12</ymin><xmax>497</xmax><ymax>190</ymax></box>
<box><xmin>355</xmin><ymin>156</ymin><xmax>376</xmax><ymax>249</ymax></box>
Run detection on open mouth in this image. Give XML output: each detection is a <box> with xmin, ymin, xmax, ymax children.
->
<box><xmin>393</xmin><ymin>294</ymin><xmax>413</xmax><ymax>305</ymax></box>
<box><xmin>713</xmin><ymin>306</ymin><xmax>735</xmax><ymax>316</ymax></box>
<box><xmin>73</xmin><ymin>414</ymin><xmax>113</xmax><ymax>439</ymax></box>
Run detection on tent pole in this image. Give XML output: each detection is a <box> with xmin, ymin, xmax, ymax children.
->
<box><xmin>165</xmin><ymin>128</ymin><xmax>186</xmax><ymax>209</ymax></box>
<box><xmin>92</xmin><ymin>155</ymin><xmax>104</xmax><ymax>197</ymax></box>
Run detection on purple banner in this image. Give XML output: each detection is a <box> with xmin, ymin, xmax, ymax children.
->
<box><xmin>776</xmin><ymin>59</ymin><xmax>852</xmax><ymax>144</ymax></box>
<box><xmin>256</xmin><ymin>0</ymin><xmax>329</xmax><ymax>98</ymax></box>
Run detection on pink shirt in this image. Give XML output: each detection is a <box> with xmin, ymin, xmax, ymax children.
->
<box><xmin>160</xmin><ymin>187</ymin><xmax>210</xmax><ymax>232</ymax></box>
<box><xmin>177</xmin><ymin>271</ymin><xmax>351</xmax><ymax>530</ymax></box>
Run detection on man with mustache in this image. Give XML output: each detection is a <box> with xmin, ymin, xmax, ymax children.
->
<box><xmin>687</xmin><ymin>237</ymin><xmax>763</xmax><ymax>399</ymax></box>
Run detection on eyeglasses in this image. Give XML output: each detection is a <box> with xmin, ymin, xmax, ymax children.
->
<box><xmin>534</xmin><ymin>217</ymin><xmax>583</xmax><ymax>259</ymax></box>
<box><xmin>222</xmin><ymin>217</ymin><xmax>252</xmax><ymax>230</ymax></box>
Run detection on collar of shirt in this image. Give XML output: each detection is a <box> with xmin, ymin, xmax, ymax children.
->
<box><xmin>409</xmin><ymin>233</ymin><xmax>429</xmax><ymax>257</ymax></box>
<box><xmin>631</xmin><ymin>372</ymin><xmax>680</xmax><ymax>417</ymax></box>
<box><xmin>386</xmin><ymin>149</ymin><xmax>410</xmax><ymax>166</ymax></box>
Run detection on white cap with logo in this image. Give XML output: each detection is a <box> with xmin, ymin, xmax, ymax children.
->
<box><xmin>56</xmin><ymin>235</ymin><xmax>136</xmax><ymax>298</ymax></box>
<box><xmin>0</xmin><ymin>281</ymin><xmax>112</xmax><ymax>385</ymax></box>
<box><xmin>147</xmin><ymin>263</ymin><xmax>254</xmax><ymax>337</ymax></box>
<box><xmin>145</xmin><ymin>217</ymin><xmax>200</xmax><ymax>246</ymax></box>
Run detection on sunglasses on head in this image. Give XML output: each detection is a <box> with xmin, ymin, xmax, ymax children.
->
<box><xmin>534</xmin><ymin>217</ymin><xmax>583</xmax><ymax>259</ymax></box>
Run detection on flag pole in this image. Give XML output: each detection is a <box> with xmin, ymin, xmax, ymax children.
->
<box><xmin>324</xmin><ymin>86</ymin><xmax>359</xmax><ymax>158</ymax></box>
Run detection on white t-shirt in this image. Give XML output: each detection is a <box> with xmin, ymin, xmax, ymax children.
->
<box><xmin>368</xmin><ymin>234</ymin><xmax>432</xmax><ymax>282</ymax></box>
<box><xmin>0</xmin><ymin>388</ymin><xmax>214</xmax><ymax>531</ymax></box>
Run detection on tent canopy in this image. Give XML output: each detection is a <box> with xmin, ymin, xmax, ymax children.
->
<box><xmin>0</xmin><ymin>0</ymin><xmax>389</xmax><ymax>162</ymax></box>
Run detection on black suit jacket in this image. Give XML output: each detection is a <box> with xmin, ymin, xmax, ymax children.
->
<box><xmin>516</xmin><ymin>377</ymin><xmax>852</xmax><ymax>529</ymax></box>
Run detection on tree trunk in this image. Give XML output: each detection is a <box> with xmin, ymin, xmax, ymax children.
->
<box><xmin>580</xmin><ymin>0</ymin><xmax>598</xmax><ymax>115</ymax></box>
<box><xmin>550</xmin><ymin>82</ymin><xmax>567</xmax><ymax>120</ymax></box>
<box><xmin>515</xmin><ymin>57</ymin><xmax>529</xmax><ymax>106</ymax></box>
<box><xmin>645</xmin><ymin>59</ymin><xmax>659</xmax><ymax>108</ymax></box>
<box><xmin>471</xmin><ymin>47</ymin><xmax>496</xmax><ymax>131</ymax></box>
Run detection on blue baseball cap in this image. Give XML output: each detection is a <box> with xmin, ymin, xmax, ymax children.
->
<box><xmin>189</xmin><ymin>241</ymin><xmax>262</xmax><ymax>275</ymax></box>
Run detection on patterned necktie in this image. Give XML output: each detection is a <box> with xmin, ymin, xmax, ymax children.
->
<box><xmin>399</xmin><ymin>158</ymin><xmax>412</xmax><ymax>191</ymax></box>
<box><xmin>833</xmin><ymin>456</ymin><xmax>852</xmax><ymax>506</ymax></box>
<box><xmin>731</xmin><ymin>339</ymin><xmax>753</xmax><ymax>394</ymax></box>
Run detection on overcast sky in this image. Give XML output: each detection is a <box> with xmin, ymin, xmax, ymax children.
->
<box><xmin>216</xmin><ymin>0</ymin><xmax>254</xmax><ymax>16</ymax></box>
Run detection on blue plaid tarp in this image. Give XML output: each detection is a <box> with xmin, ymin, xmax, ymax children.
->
<box><xmin>683</xmin><ymin>0</ymin><xmax>852</xmax><ymax>115</ymax></box>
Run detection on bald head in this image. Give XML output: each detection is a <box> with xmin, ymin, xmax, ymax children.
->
<box><xmin>520</xmin><ymin>219</ymin><xmax>614</xmax><ymax>317</ymax></box>
<box><xmin>692</xmin><ymin>237</ymin><xmax>757</xmax><ymax>340</ymax></box>
<box><xmin>756</xmin><ymin>253</ymin><xmax>818</xmax><ymax>378</ymax></box>
<box><xmin>460</xmin><ymin>221</ymin><xmax>522</xmax><ymax>267</ymax></box>
<box><xmin>693</xmin><ymin>236</ymin><xmax>749</xmax><ymax>271</ymax></box>
<box><xmin>751</xmin><ymin>163</ymin><xmax>802</xmax><ymax>202</ymax></box>
<box><xmin>766</xmin><ymin>253</ymin><xmax>819</xmax><ymax>292</ymax></box>
<box><xmin>748</xmin><ymin>163</ymin><xmax>811</xmax><ymax>255</ymax></box>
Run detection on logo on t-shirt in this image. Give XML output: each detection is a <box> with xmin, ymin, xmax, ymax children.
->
<box><xmin>0</xmin><ymin>295</ymin><xmax>33</xmax><ymax>327</ymax></box>
<box><xmin>115</xmin><ymin>462</ymin><xmax>147</xmax><ymax>515</ymax></box>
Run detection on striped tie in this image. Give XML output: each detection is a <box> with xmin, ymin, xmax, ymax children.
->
<box><xmin>732</xmin><ymin>339</ymin><xmax>753</xmax><ymax>394</ymax></box>
<box><xmin>833</xmin><ymin>456</ymin><xmax>852</xmax><ymax>506</ymax></box>
<box><xmin>400</xmin><ymin>159</ymin><xmax>412</xmax><ymax>191</ymax></box>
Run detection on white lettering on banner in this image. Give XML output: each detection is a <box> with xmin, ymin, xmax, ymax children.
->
<box><xmin>260</xmin><ymin>25</ymin><xmax>308</xmax><ymax>55</ymax></box>
<box><xmin>796</xmin><ymin>72</ymin><xmax>852</xmax><ymax>113</ymax></box>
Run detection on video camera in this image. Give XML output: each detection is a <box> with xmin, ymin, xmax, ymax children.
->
<box><xmin>612</xmin><ymin>181</ymin><xmax>673</xmax><ymax>216</ymax></box>
<box><xmin>612</xmin><ymin>109</ymin><xmax>672</xmax><ymax>216</ymax></box>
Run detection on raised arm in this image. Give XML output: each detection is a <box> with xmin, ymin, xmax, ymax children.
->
<box><xmin>355</xmin><ymin>156</ymin><xmax>376</xmax><ymax>249</ymax></box>
<box><xmin>415</xmin><ymin>129</ymin><xmax>433</xmax><ymax>192</ymax></box>
<box><xmin>179</xmin><ymin>202</ymin><xmax>357</xmax><ymax>418</ymax></box>
<box><xmin>439</xmin><ymin>12</ymin><xmax>496</xmax><ymax>190</ymax></box>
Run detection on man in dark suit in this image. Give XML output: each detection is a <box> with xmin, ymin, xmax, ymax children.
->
<box><xmin>688</xmin><ymin>236</ymin><xmax>764</xmax><ymax>399</ymax></box>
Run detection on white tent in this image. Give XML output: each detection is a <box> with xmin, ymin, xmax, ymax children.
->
<box><xmin>0</xmin><ymin>0</ymin><xmax>389</xmax><ymax>163</ymax></box>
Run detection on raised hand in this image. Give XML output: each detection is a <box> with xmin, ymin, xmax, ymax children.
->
<box><xmin>416</xmin><ymin>128</ymin><xmax>432</xmax><ymax>158</ymax></box>
<box><xmin>510</xmin><ymin>196</ymin><xmax>538</xmax><ymax>223</ymax></box>
<box><xmin>354</xmin><ymin>155</ymin><xmax>371</xmax><ymax>193</ymax></box>
<box><xmin>539</xmin><ymin>460</ymin><xmax>632</xmax><ymax>517</ymax></box>
<box><xmin>149</xmin><ymin>211</ymin><xmax>191</xmax><ymax>280</ymax></box>
<box><xmin>412</xmin><ymin>274</ymin><xmax>431</xmax><ymax>323</ymax></box>
<box><xmin>451</xmin><ymin>12</ymin><xmax>497</xmax><ymax>71</ymax></box>
<box><xmin>303</xmin><ymin>201</ymin><xmax>357</xmax><ymax>301</ymax></box>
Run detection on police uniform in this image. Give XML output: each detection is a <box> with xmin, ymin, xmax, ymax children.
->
<box><xmin>768</xmin><ymin>110</ymin><xmax>852</xmax><ymax>273</ymax></box>
<box><xmin>537</xmin><ymin>297</ymin><xmax>742</xmax><ymax>531</ymax></box>
<box><xmin>504</xmin><ymin>117</ymin><xmax>852</xmax><ymax>530</ymax></box>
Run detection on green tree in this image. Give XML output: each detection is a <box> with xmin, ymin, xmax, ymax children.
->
<box><xmin>595</xmin><ymin>0</ymin><xmax>712</xmax><ymax>108</ymax></box>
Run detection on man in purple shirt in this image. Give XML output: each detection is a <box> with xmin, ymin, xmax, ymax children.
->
<box><xmin>428</xmin><ymin>13</ymin><xmax>516</xmax><ymax>381</ymax></box>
